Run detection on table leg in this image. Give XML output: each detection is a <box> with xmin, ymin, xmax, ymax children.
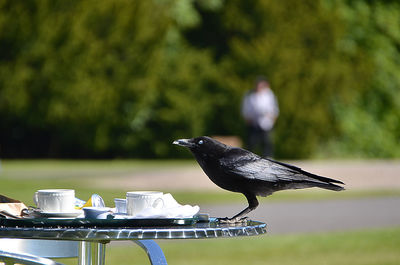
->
<box><xmin>133</xmin><ymin>240</ymin><xmax>168</xmax><ymax>265</ymax></box>
<box><xmin>79</xmin><ymin>241</ymin><xmax>106</xmax><ymax>265</ymax></box>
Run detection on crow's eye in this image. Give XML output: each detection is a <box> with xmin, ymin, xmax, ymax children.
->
<box><xmin>198</xmin><ymin>140</ymin><xmax>204</xmax><ymax>145</ymax></box>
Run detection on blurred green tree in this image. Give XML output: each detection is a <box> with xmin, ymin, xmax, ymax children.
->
<box><xmin>0</xmin><ymin>0</ymin><xmax>399</xmax><ymax>158</ymax></box>
<box><xmin>319</xmin><ymin>0</ymin><xmax>400</xmax><ymax>157</ymax></box>
<box><xmin>185</xmin><ymin>0</ymin><xmax>400</xmax><ymax>158</ymax></box>
<box><xmin>0</xmin><ymin>0</ymin><xmax>224</xmax><ymax>157</ymax></box>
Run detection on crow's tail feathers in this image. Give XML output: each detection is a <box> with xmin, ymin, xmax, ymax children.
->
<box><xmin>267</xmin><ymin>158</ymin><xmax>345</xmax><ymax>191</ymax></box>
<box><xmin>303</xmin><ymin>171</ymin><xmax>345</xmax><ymax>191</ymax></box>
<box><xmin>313</xmin><ymin>182</ymin><xmax>345</xmax><ymax>192</ymax></box>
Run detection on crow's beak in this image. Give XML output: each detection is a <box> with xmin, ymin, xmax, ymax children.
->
<box><xmin>173</xmin><ymin>139</ymin><xmax>194</xmax><ymax>148</ymax></box>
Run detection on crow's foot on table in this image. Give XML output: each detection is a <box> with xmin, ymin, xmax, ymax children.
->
<box><xmin>218</xmin><ymin>217</ymin><xmax>249</xmax><ymax>224</ymax></box>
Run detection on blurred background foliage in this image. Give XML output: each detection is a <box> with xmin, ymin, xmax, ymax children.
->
<box><xmin>0</xmin><ymin>0</ymin><xmax>399</xmax><ymax>159</ymax></box>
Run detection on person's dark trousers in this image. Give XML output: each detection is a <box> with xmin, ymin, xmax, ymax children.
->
<box><xmin>247</xmin><ymin>125</ymin><xmax>273</xmax><ymax>158</ymax></box>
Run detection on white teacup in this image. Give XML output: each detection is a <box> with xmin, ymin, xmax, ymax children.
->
<box><xmin>126</xmin><ymin>191</ymin><xmax>164</xmax><ymax>216</ymax></box>
<box><xmin>34</xmin><ymin>189</ymin><xmax>75</xmax><ymax>213</ymax></box>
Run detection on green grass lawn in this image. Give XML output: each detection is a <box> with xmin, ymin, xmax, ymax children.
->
<box><xmin>56</xmin><ymin>227</ymin><xmax>400</xmax><ymax>265</ymax></box>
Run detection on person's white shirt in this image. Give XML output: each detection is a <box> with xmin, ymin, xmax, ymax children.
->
<box><xmin>242</xmin><ymin>87</ymin><xmax>279</xmax><ymax>131</ymax></box>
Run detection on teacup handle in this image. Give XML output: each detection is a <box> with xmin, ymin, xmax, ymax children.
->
<box><xmin>33</xmin><ymin>192</ymin><xmax>39</xmax><ymax>207</ymax></box>
<box><xmin>152</xmin><ymin>197</ymin><xmax>164</xmax><ymax>209</ymax></box>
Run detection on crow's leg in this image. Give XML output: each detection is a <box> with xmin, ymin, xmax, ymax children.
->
<box><xmin>231</xmin><ymin>193</ymin><xmax>259</xmax><ymax>220</ymax></box>
<box><xmin>219</xmin><ymin>194</ymin><xmax>259</xmax><ymax>223</ymax></box>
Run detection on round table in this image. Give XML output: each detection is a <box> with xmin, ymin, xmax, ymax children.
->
<box><xmin>0</xmin><ymin>219</ymin><xmax>267</xmax><ymax>265</ymax></box>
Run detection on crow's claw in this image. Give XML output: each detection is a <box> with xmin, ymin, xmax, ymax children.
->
<box><xmin>218</xmin><ymin>216</ymin><xmax>249</xmax><ymax>224</ymax></box>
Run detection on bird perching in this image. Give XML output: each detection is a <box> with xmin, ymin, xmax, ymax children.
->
<box><xmin>173</xmin><ymin>136</ymin><xmax>345</xmax><ymax>223</ymax></box>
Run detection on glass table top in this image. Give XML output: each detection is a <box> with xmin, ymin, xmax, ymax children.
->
<box><xmin>0</xmin><ymin>218</ymin><xmax>267</xmax><ymax>241</ymax></box>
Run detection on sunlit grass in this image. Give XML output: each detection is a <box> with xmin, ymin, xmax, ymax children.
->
<box><xmin>57</xmin><ymin>227</ymin><xmax>400</xmax><ymax>265</ymax></box>
<box><xmin>0</xmin><ymin>159</ymin><xmax>196</xmax><ymax>179</ymax></box>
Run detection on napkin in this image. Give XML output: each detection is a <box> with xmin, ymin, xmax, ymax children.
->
<box><xmin>0</xmin><ymin>194</ymin><xmax>27</xmax><ymax>218</ymax></box>
<box><xmin>0</xmin><ymin>203</ymin><xmax>28</xmax><ymax>218</ymax></box>
<box><xmin>116</xmin><ymin>193</ymin><xmax>200</xmax><ymax>219</ymax></box>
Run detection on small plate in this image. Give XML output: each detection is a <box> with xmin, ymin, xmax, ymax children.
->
<box><xmin>37</xmin><ymin>210</ymin><xmax>83</xmax><ymax>218</ymax></box>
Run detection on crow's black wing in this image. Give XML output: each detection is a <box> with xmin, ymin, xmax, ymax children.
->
<box><xmin>219</xmin><ymin>148</ymin><xmax>291</xmax><ymax>182</ymax></box>
<box><xmin>265</xmin><ymin>158</ymin><xmax>344</xmax><ymax>184</ymax></box>
<box><xmin>219</xmin><ymin>148</ymin><xmax>343</xmax><ymax>185</ymax></box>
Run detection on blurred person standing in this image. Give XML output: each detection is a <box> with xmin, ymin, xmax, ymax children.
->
<box><xmin>241</xmin><ymin>76</ymin><xmax>279</xmax><ymax>157</ymax></box>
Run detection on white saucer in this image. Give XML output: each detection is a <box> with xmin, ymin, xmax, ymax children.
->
<box><xmin>38</xmin><ymin>210</ymin><xmax>83</xmax><ymax>218</ymax></box>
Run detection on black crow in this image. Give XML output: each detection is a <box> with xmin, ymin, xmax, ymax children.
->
<box><xmin>173</xmin><ymin>136</ymin><xmax>345</xmax><ymax>222</ymax></box>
